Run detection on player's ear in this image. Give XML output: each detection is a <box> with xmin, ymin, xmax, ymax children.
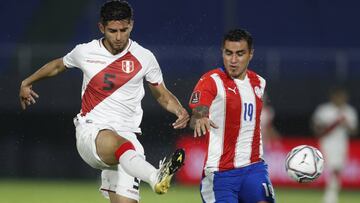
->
<box><xmin>249</xmin><ymin>49</ymin><xmax>254</xmax><ymax>60</ymax></box>
<box><xmin>129</xmin><ymin>20</ymin><xmax>134</xmax><ymax>32</ymax></box>
<box><xmin>98</xmin><ymin>22</ymin><xmax>105</xmax><ymax>34</ymax></box>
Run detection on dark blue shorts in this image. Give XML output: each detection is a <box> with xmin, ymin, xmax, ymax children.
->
<box><xmin>200</xmin><ymin>161</ymin><xmax>275</xmax><ymax>203</ymax></box>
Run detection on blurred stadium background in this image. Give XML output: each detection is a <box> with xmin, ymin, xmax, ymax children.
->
<box><xmin>1</xmin><ymin>0</ymin><xmax>360</xmax><ymax>202</ymax></box>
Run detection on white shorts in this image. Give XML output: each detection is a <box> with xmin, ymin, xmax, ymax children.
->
<box><xmin>320</xmin><ymin>136</ymin><xmax>348</xmax><ymax>170</ymax></box>
<box><xmin>74</xmin><ymin>116</ymin><xmax>144</xmax><ymax>201</ymax></box>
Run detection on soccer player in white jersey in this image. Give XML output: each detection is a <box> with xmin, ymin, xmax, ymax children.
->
<box><xmin>189</xmin><ymin>29</ymin><xmax>275</xmax><ymax>203</ymax></box>
<box><xmin>19</xmin><ymin>1</ymin><xmax>188</xmax><ymax>202</ymax></box>
<box><xmin>312</xmin><ymin>87</ymin><xmax>358</xmax><ymax>203</ymax></box>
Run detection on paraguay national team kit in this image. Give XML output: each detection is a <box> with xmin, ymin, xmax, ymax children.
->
<box><xmin>190</xmin><ymin>67</ymin><xmax>275</xmax><ymax>203</ymax></box>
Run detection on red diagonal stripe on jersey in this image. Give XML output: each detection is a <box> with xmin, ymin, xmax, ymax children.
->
<box><xmin>318</xmin><ymin>117</ymin><xmax>345</xmax><ymax>137</ymax></box>
<box><xmin>219</xmin><ymin>74</ymin><xmax>241</xmax><ymax>171</ymax></box>
<box><xmin>81</xmin><ymin>52</ymin><xmax>142</xmax><ymax>116</ymax></box>
<box><xmin>248</xmin><ymin>70</ymin><xmax>263</xmax><ymax>163</ymax></box>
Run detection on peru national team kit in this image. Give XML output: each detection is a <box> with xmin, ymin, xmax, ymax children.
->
<box><xmin>189</xmin><ymin>67</ymin><xmax>275</xmax><ymax>203</ymax></box>
<box><xmin>63</xmin><ymin>38</ymin><xmax>163</xmax><ymax>201</ymax></box>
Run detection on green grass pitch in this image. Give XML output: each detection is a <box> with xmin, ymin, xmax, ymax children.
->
<box><xmin>0</xmin><ymin>179</ymin><xmax>359</xmax><ymax>203</ymax></box>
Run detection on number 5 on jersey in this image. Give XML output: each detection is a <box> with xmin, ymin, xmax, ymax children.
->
<box><xmin>103</xmin><ymin>73</ymin><xmax>116</xmax><ymax>90</ymax></box>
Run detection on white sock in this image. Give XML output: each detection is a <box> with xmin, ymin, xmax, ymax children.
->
<box><xmin>119</xmin><ymin>150</ymin><xmax>158</xmax><ymax>189</ymax></box>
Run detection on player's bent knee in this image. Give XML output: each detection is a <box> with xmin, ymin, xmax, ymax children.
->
<box><xmin>96</xmin><ymin>130</ymin><xmax>132</xmax><ymax>165</ymax></box>
<box><xmin>114</xmin><ymin>141</ymin><xmax>135</xmax><ymax>160</ymax></box>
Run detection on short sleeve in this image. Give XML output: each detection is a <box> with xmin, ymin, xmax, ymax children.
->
<box><xmin>145</xmin><ymin>54</ymin><xmax>163</xmax><ymax>85</ymax></box>
<box><xmin>63</xmin><ymin>45</ymin><xmax>82</xmax><ymax>69</ymax></box>
<box><xmin>189</xmin><ymin>75</ymin><xmax>217</xmax><ymax>109</ymax></box>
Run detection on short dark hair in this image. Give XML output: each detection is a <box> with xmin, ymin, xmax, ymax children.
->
<box><xmin>100</xmin><ymin>0</ymin><xmax>133</xmax><ymax>25</ymax></box>
<box><xmin>222</xmin><ymin>29</ymin><xmax>253</xmax><ymax>50</ymax></box>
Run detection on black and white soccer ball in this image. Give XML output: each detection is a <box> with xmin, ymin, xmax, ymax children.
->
<box><xmin>285</xmin><ymin>145</ymin><xmax>324</xmax><ymax>183</ymax></box>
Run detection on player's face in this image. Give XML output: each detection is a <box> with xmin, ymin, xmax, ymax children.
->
<box><xmin>99</xmin><ymin>20</ymin><xmax>133</xmax><ymax>55</ymax></box>
<box><xmin>331</xmin><ymin>91</ymin><xmax>348</xmax><ymax>106</ymax></box>
<box><xmin>222</xmin><ymin>40</ymin><xmax>253</xmax><ymax>80</ymax></box>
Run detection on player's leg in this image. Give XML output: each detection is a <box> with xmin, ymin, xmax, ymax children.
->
<box><xmin>75</xmin><ymin>119</ymin><xmax>185</xmax><ymax>194</ymax></box>
<box><xmin>75</xmin><ymin>121</ymin><xmax>142</xmax><ymax>202</ymax></box>
<box><xmin>96</xmin><ymin>129</ymin><xmax>186</xmax><ymax>194</ymax></box>
<box><xmin>96</xmin><ymin>129</ymin><xmax>158</xmax><ymax>188</ymax></box>
<box><xmin>322</xmin><ymin>142</ymin><xmax>345</xmax><ymax>203</ymax></box>
<box><xmin>324</xmin><ymin>169</ymin><xmax>340</xmax><ymax>203</ymax></box>
<box><xmin>99</xmin><ymin>132</ymin><xmax>145</xmax><ymax>203</ymax></box>
<box><xmin>239</xmin><ymin>162</ymin><xmax>275</xmax><ymax>203</ymax></box>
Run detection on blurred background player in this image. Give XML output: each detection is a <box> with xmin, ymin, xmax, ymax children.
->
<box><xmin>189</xmin><ymin>28</ymin><xmax>275</xmax><ymax>203</ymax></box>
<box><xmin>312</xmin><ymin>86</ymin><xmax>358</xmax><ymax>203</ymax></box>
<box><xmin>18</xmin><ymin>1</ymin><xmax>188</xmax><ymax>202</ymax></box>
<box><xmin>261</xmin><ymin>92</ymin><xmax>280</xmax><ymax>145</ymax></box>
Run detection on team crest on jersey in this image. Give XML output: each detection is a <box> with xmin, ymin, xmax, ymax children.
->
<box><xmin>190</xmin><ymin>91</ymin><xmax>201</xmax><ymax>104</ymax></box>
<box><xmin>254</xmin><ymin>86</ymin><xmax>263</xmax><ymax>99</ymax></box>
<box><xmin>121</xmin><ymin>60</ymin><xmax>134</xmax><ymax>73</ymax></box>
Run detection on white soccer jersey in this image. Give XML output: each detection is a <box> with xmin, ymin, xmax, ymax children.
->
<box><xmin>189</xmin><ymin>68</ymin><xmax>266</xmax><ymax>173</ymax></box>
<box><xmin>63</xmin><ymin>39</ymin><xmax>163</xmax><ymax>133</ymax></box>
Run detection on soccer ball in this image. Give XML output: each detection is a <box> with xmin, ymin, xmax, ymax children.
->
<box><xmin>285</xmin><ymin>145</ymin><xmax>324</xmax><ymax>183</ymax></box>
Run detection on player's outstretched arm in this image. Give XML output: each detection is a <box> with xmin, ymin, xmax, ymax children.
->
<box><xmin>148</xmin><ymin>82</ymin><xmax>189</xmax><ymax>129</ymax></box>
<box><xmin>19</xmin><ymin>58</ymin><xmax>67</xmax><ymax>110</ymax></box>
<box><xmin>190</xmin><ymin>105</ymin><xmax>218</xmax><ymax>137</ymax></box>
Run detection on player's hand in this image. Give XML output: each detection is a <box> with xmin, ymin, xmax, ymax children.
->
<box><xmin>339</xmin><ymin>116</ymin><xmax>353</xmax><ymax>132</ymax></box>
<box><xmin>172</xmin><ymin>107</ymin><xmax>190</xmax><ymax>129</ymax></box>
<box><xmin>19</xmin><ymin>83</ymin><xmax>39</xmax><ymax>110</ymax></box>
<box><xmin>193</xmin><ymin>117</ymin><xmax>218</xmax><ymax>137</ymax></box>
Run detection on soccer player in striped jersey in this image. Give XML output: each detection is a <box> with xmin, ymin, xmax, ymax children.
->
<box><xmin>19</xmin><ymin>1</ymin><xmax>187</xmax><ymax>202</ymax></box>
<box><xmin>189</xmin><ymin>29</ymin><xmax>275</xmax><ymax>203</ymax></box>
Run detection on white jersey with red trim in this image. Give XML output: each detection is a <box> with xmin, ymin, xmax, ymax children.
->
<box><xmin>63</xmin><ymin>39</ymin><xmax>163</xmax><ymax>133</ymax></box>
<box><xmin>312</xmin><ymin>102</ymin><xmax>358</xmax><ymax>168</ymax></box>
<box><xmin>189</xmin><ymin>68</ymin><xmax>266</xmax><ymax>173</ymax></box>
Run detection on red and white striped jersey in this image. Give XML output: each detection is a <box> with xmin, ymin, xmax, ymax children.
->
<box><xmin>63</xmin><ymin>39</ymin><xmax>163</xmax><ymax>133</ymax></box>
<box><xmin>189</xmin><ymin>68</ymin><xmax>266</xmax><ymax>172</ymax></box>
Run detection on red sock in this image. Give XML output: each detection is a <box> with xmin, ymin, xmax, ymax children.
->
<box><xmin>114</xmin><ymin>141</ymin><xmax>135</xmax><ymax>160</ymax></box>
